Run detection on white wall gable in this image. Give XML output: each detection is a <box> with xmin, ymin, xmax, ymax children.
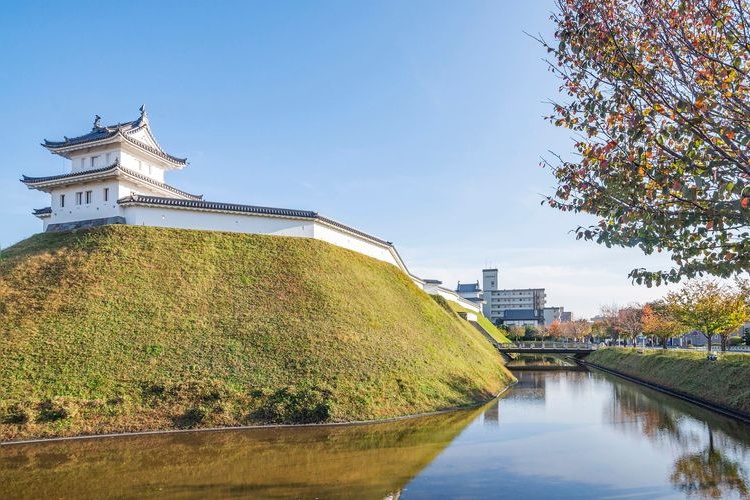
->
<box><xmin>127</xmin><ymin>127</ymin><xmax>160</xmax><ymax>149</ymax></box>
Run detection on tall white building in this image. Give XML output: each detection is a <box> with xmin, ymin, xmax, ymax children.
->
<box><xmin>480</xmin><ymin>268</ymin><xmax>546</xmax><ymax>326</ymax></box>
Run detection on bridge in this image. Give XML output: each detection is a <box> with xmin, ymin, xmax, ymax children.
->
<box><xmin>497</xmin><ymin>341</ymin><xmax>598</xmax><ymax>358</ymax></box>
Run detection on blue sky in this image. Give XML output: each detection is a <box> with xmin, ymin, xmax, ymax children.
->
<box><xmin>0</xmin><ymin>1</ymin><xmax>675</xmax><ymax>317</ymax></box>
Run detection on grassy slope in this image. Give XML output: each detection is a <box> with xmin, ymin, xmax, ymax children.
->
<box><xmin>587</xmin><ymin>348</ymin><xmax>750</xmax><ymax>415</ymax></box>
<box><xmin>0</xmin><ymin>226</ymin><xmax>514</xmax><ymax>440</ymax></box>
<box><xmin>446</xmin><ymin>302</ymin><xmax>510</xmax><ymax>344</ymax></box>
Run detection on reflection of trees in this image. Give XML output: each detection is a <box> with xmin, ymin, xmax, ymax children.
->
<box><xmin>605</xmin><ymin>382</ymin><xmax>683</xmax><ymax>443</ymax></box>
<box><xmin>671</xmin><ymin>427</ymin><xmax>749</xmax><ymax>498</ymax></box>
<box><xmin>604</xmin><ymin>373</ymin><xmax>750</xmax><ymax>498</ymax></box>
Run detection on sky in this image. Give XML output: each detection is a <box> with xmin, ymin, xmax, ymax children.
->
<box><xmin>0</xmin><ymin>1</ymin><xmax>678</xmax><ymax>318</ymax></box>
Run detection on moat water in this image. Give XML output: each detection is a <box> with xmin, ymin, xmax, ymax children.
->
<box><xmin>2</xmin><ymin>367</ymin><xmax>749</xmax><ymax>499</ymax></box>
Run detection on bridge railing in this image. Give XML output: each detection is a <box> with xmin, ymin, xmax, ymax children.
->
<box><xmin>498</xmin><ymin>341</ymin><xmax>598</xmax><ymax>350</ymax></box>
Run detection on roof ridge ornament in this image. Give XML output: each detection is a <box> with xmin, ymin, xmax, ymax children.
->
<box><xmin>92</xmin><ymin>115</ymin><xmax>102</xmax><ymax>131</ymax></box>
<box><xmin>139</xmin><ymin>104</ymin><xmax>149</xmax><ymax>124</ymax></box>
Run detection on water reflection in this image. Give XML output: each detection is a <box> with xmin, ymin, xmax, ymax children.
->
<box><xmin>671</xmin><ymin>428</ymin><xmax>749</xmax><ymax>498</ymax></box>
<box><xmin>3</xmin><ymin>371</ymin><xmax>750</xmax><ymax>499</ymax></box>
<box><xmin>0</xmin><ymin>409</ymin><xmax>482</xmax><ymax>499</ymax></box>
<box><xmin>603</xmin><ymin>374</ymin><xmax>750</xmax><ymax>498</ymax></box>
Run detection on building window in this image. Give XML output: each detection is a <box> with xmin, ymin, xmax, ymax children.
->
<box><xmin>106</xmin><ymin>152</ymin><xmax>111</xmax><ymax>164</ymax></box>
<box><xmin>90</xmin><ymin>156</ymin><xmax>98</xmax><ymax>167</ymax></box>
<box><xmin>85</xmin><ymin>190</ymin><xmax>92</xmax><ymax>204</ymax></box>
<box><xmin>60</xmin><ymin>194</ymin><xmax>65</xmax><ymax>208</ymax></box>
<box><xmin>75</xmin><ymin>192</ymin><xmax>83</xmax><ymax>205</ymax></box>
<box><xmin>80</xmin><ymin>158</ymin><xmax>86</xmax><ymax>168</ymax></box>
<box><xmin>104</xmin><ymin>187</ymin><xmax>109</xmax><ymax>202</ymax></box>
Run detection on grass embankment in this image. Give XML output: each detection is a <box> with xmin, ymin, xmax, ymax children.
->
<box><xmin>443</xmin><ymin>301</ymin><xmax>510</xmax><ymax>344</ymax></box>
<box><xmin>0</xmin><ymin>226</ymin><xmax>514</xmax><ymax>440</ymax></box>
<box><xmin>587</xmin><ymin>348</ymin><xmax>750</xmax><ymax>416</ymax></box>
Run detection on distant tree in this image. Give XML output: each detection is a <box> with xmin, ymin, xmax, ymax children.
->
<box><xmin>642</xmin><ymin>302</ymin><xmax>684</xmax><ymax>349</ymax></box>
<box><xmin>590</xmin><ymin>320</ymin><xmax>608</xmax><ymax>341</ymax></box>
<box><xmin>617</xmin><ymin>306</ymin><xmax>645</xmax><ymax>346</ymax></box>
<box><xmin>525</xmin><ymin>325</ymin><xmax>543</xmax><ymax>341</ymax></box>
<box><xmin>564</xmin><ymin>319</ymin><xmax>593</xmax><ymax>342</ymax></box>
<box><xmin>508</xmin><ymin>325</ymin><xmax>525</xmax><ymax>342</ymax></box>
<box><xmin>598</xmin><ymin>304</ymin><xmax>624</xmax><ymax>342</ymax></box>
<box><xmin>665</xmin><ymin>279</ymin><xmax>749</xmax><ymax>351</ymax></box>
<box><xmin>546</xmin><ymin>320</ymin><xmax>564</xmax><ymax>340</ymax></box>
<box><xmin>539</xmin><ymin>0</ymin><xmax>750</xmax><ymax>285</ymax></box>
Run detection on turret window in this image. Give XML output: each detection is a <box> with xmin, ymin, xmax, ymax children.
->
<box><xmin>90</xmin><ymin>156</ymin><xmax>98</xmax><ymax>167</ymax></box>
<box><xmin>60</xmin><ymin>194</ymin><xmax>65</xmax><ymax>207</ymax></box>
<box><xmin>75</xmin><ymin>192</ymin><xmax>83</xmax><ymax>205</ymax></box>
<box><xmin>85</xmin><ymin>190</ymin><xmax>92</xmax><ymax>204</ymax></box>
<box><xmin>104</xmin><ymin>188</ymin><xmax>109</xmax><ymax>202</ymax></box>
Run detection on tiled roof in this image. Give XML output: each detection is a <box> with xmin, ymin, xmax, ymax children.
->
<box><xmin>22</xmin><ymin>163</ymin><xmax>118</xmax><ymax>184</ymax></box>
<box><xmin>117</xmin><ymin>195</ymin><xmax>392</xmax><ymax>246</ymax></box>
<box><xmin>457</xmin><ymin>283</ymin><xmax>481</xmax><ymax>293</ymax></box>
<box><xmin>503</xmin><ymin>309</ymin><xmax>540</xmax><ymax>320</ymax></box>
<box><xmin>21</xmin><ymin>160</ymin><xmax>202</xmax><ymax>200</ymax></box>
<box><xmin>42</xmin><ymin>108</ymin><xmax>187</xmax><ymax>166</ymax></box>
<box><xmin>32</xmin><ymin>207</ymin><xmax>51</xmax><ymax>216</ymax></box>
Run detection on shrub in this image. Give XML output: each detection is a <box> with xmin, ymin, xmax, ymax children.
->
<box><xmin>2</xmin><ymin>403</ymin><xmax>31</xmax><ymax>425</ymax></box>
<box><xmin>254</xmin><ymin>386</ymin><xmax>332</xmax><ymax>424</ymax></box>
<box><xmin>36</xmin><ymin>399</ymin><xmax>72</xmax><ymax>422</ymax></box>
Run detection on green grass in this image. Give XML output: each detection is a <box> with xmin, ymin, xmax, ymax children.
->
<box><xmin>0</xmin><ymin>226</ymin><xmax>514</xmax><ymax>440</ymax></box>
<box><xmin>587</xmin><ymin>348</ymin><xmax>750</xmax><ymax>415</ymax></box>
<box><xmin>446</xmin><ymin>302</ymin><xmax>510</xmax><ymax>344</ymax></box>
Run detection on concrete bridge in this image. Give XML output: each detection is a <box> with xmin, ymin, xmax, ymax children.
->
<box><xmin>497</xmin><ymin>341</ymin><xmax>598</xmax><ymax>359</ymax></box>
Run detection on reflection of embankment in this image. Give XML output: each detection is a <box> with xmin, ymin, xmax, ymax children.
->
<box><xmin>0</xmin><ymin>407</ymin><xmax>484</xmax><ymax>499</ymax></box>
<box><xmin>602</xmin><ymin>372</ymin><xmax>750</xmax><ymax>498</ymax></box>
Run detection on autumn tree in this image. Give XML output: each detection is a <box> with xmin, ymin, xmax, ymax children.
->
<box><xmin>546</xmin><ymin>320</ymin><xmax>564</xmax><ymax>340</ymax></box>
<box><xmin>642</xmin><ymin>302</ymin><xmax>684</xmax><ymax>349</ymax></box>
<box><xmin>540</xmin><ymin>0</ymin><xmax>750</xmax><ymax>286</ymax></box>
<box><xmin>508</xmin><ymin>325</ymin><xmax>525</xmax><ymax>342</ymax></box>
<box><xmin>564</xmin><ymin>319</ymin><xmax>593</xmax><ymax>342</ymax></box>
<box><xmin>617</xmin><ymin>306</ymin><xmax>645</xmax><ymax>346</ymax></box>
<box><xmin>665</xmin><ymin>279</ymin><xmax>749</xmax><ymax>351</ymax></box>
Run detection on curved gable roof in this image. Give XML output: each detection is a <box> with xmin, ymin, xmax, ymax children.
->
<box><xmin>42</xmin><ymin>106</ymin><xmax>187</xmax><ymax>166</ymax></box>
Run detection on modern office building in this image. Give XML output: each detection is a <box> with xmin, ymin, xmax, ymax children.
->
<box><xmin>480</xmin><ymin>268</ymin><xmax>546</xmax><ymax>325</ymax></box>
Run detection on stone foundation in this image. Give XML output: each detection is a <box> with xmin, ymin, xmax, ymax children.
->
<box><xmin>46</xmin><ymin>216</ymin><xmax>127</xmax><ymax>233</ymax></box>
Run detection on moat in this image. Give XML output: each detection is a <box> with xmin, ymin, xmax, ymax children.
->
<box><xmin>3</xmin><ymin>367</ymin><xmax>749</xmax><ymax>499</ymax></box>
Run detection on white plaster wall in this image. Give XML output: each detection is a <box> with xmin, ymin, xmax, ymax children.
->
<box><xmin>47</xmin><ymin>180</ymin><xmax>122</xmax><ymax>224</ymax></box>
<box><xmin>312</xmin><ymin>221</ymin><xmax>402</xmax><ymax>269</ymax></box>
<box><xmin>119</xmin><ymin>150</ymin><xmax>165</xmax><ymax>182</ymax></box>
<box><xmin>122</xmin><ymin>206</ymin><xmax>315</xmax><ymax>238</ymax></box>
<box><xmin>116</xmin><ymin>178</ymin><xmax>171</xmax><ymax>199</ymax></box>
<box><xmin>70</xmin><ymin>148</ymin><xmax>121</xmax><ymax>173</ymax></box>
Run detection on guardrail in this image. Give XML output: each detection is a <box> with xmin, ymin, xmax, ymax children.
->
<box><xmin>498</xmin><ymin>341</ymin><xmax>597</xmax><ymax>350</ymax></box>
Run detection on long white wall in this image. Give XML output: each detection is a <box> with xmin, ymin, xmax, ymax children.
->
<box><xmin>122</xmin><ymin>206</ymin><xmax>315</xmax><ymax>239</ymax></box>
<box><xmin>312</xmin><ymin>221</ymin><xmax>402</xmax><ymax>270</ymax></box>
<box><xmin>415</xmin><ymin>277</ymin><xmax>482</xmax><ymax>314</ymax></box>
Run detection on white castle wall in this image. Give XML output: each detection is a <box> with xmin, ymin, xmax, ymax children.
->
<box><xmin>412</xmin><ymin>276</ymin><xmax>482</xmax><ymax>314</ymax></box>
<box><xmin>45</xmin><ymin>180</ymin><xmax>122</xmax><ymax>229</ymax></box>
<box><xmin>122</xmin><ymin>206</ymin><xmax>315</xmax><ymax>239</ymax></box>
<box><xmin>311</xmin><ymin>221</ymin><xmax>403</xmax><ymax>270</ymax></box>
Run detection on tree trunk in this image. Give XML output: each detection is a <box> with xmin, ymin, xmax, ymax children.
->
<box><xmin>706</xmin><ymin>334</ymin><xmax>712</xmax><ymax>352</ymax></box>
